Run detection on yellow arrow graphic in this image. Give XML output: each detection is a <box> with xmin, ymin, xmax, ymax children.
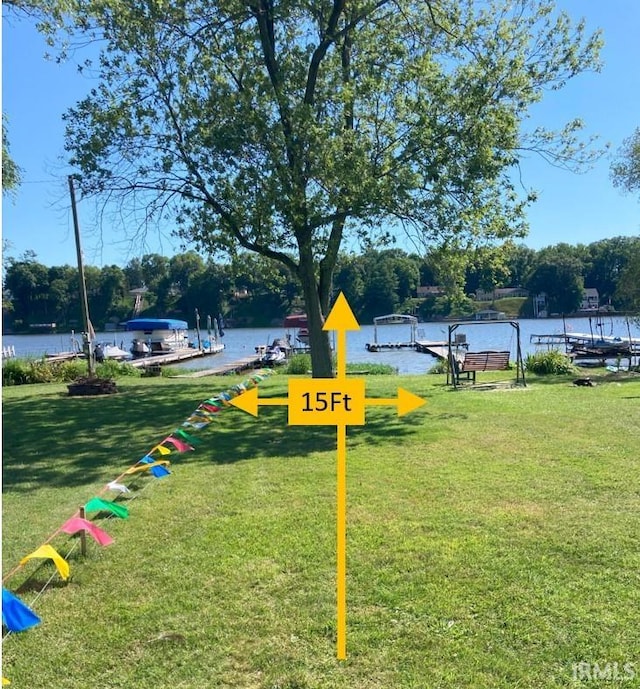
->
<box><xmin>323</xmin><ymin>291</ymin><xmax>360</xmax><ymax>378</ymax></box>
<box><xmin>228</xmin><ymin>292</ymin><xmax>427</xmax><ymax>660</ymax></box>
<box><xmin>229</xmin><ymin>387</ymin><xmax>288</xmax><ymax>417</ymax></box>
<box><xmin>366</xmin><ymin>388</ymin><xmax>427</xmax><ymax>416</ymax></box>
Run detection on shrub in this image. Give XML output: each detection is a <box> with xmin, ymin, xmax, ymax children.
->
<box><xmin>54</xmin><ymin>360</ymin><xmax>89</xmax><ymax>382</ymax></box>
<box><xmin>525</xmin><ymin>349</ymin><xmax>577</xmax><ymax>375</ymax></box>
<box><xmin>2</xmin><ymin>356</ymin><xmax>140</xmax><ymax>385</ymax></box>
<box><xmin>96</xmin><ymin>360</ymin><xmax>140</xmax><ymax>378</ymax></box>
<box><xmin>2</xmin><ymin>359</ymin><xmax>31</xmax><ymax>386</ymax></box>
<box><xmin>286</xmin><ymin>353</ymin><xmax>311</xmax><ymax>375</ymax></box>
<box><xmin>26</xmin><ymin>359</ymin><xmax>56</xmax><ymax>383</ymax></box>
<box><xmin>428</xmin><ymin>358</ymin><xmax>449</xmax><ymax>374</ymax></box>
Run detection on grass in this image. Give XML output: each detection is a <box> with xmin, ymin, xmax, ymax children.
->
<box><xmin>2</xmin><ymin>369</ymin><xmax>640</xmax><ymax>688</ymax></box>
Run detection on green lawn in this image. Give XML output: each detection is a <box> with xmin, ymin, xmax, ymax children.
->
<box><xmin>2</xmin><ymin>370</ymin><xmax>640</xmax><ymax>688</ymax></box>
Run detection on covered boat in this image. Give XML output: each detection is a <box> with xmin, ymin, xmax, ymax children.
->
<box><xmin>284</xmin><ymin>314</ymin><xmax>309</xmax><ymax>346</ymax></box>
<box><xmin>125</xmin><ymin>318</ymin><xmax>191</xmax><ymax>357</ymax></box>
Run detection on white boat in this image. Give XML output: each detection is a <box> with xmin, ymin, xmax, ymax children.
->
<box><xmin>255</xmin><ymin>338</ymin><xmax>291</xmax><ymax>366</ymax></box>
<box><xmin>95</xmin><ymin>343</ymin><xmax>131</xmax><ymax>361</ymax></box>
<box><xmin>125</xmin><ymin>318</ymin><xmax>192</xmax><ymax>357</ymax></box>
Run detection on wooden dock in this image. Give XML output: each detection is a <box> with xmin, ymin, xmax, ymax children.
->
<box><xmin>174</xmin><ymin>355</ymin><xmax>263</xmax><ymax>378</ymax></box>
<box><xmin>128</xmin><ymin>347</ymin><xmax>225</xmax><ymax>369</ymax></box>
<box><xmin>414</xmin><ymin>341</ymin><xmax>450</xmax><ymax>358</ymax></box>
<box><xmin>365</xmin><ymin>340</ymin><xmax>452</xmax><ymax>359</ymax></box>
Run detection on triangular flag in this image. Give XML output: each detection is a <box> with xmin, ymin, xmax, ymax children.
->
<box><xmin>61</xmin><ymin>517</ymin><xmax>114</xmax><ymax>546</ymax></box>
<box><xmin>163</xmin><ymin>436</ymin><xmax>193</xmax><ymax>452</ymax></box>
<box><xmin>151</xmin><ymin>444</ymin><xmax>172</xmax><ymax>456</ymax></box>
<box><xmin>106</xmin><ymin>481</ymin><xmax>130</xmax><ymax>494</ymax></box>
<box><xmin>84</xmin><ymin>497</ymin><xmax>129</xmax><ymax>519</ymax></box>
<box><xmin>174</xmin><ymin>429</ymin><xmax>202</xmax><ymax>445</ymax></box>
<box><xmin>191</xmin><ymin>408</ymin><xmax>216</xmax><ymax>419</ymax></box>
<box><xmin>200</xmin><ymin>403</ymin><xmax>222</xmax><ymax>414</ymax></box>
<box><xmin>150</xmin><ymin>465</ymin><xmax>171</xmax><ymax>478</ymax></box>
<box><xmin>125</xmin><ymin>460</ymin><xmax>169</xmax><ymax>475</ymax></box>
<box><xmin>19</xmin><ymin>544</ymin><xmax>70</xmax><ymax>581</ymax></box>
<box><xmin>183</xmin><ymin>419</ymin><xmax>209</xmax><ymax>430</ymax></box>
<box><xmin>2</xmin><ymin>588</ymin><xmax>41</xmax><ymax>632</ymax></box>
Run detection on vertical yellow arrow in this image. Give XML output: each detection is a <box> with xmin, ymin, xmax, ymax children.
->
<box><xmin>323</xmin><ymin>292</ymin><xmax>360</xmax><ymax>378</ymax></box>
<box><xmin>323</xmin><ymin>292</ymin><xmax>360</xmax><ymax>659</ymax></box>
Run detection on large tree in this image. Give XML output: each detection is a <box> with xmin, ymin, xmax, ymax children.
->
<box><xmin>56</xmin><ymin>0</ymin><xmax>601</xmax><ymax>376</ymax></box>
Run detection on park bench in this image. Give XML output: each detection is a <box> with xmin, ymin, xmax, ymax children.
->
<box><xmin>450</xmin><ymin>350</ymin><xmax>511</xmax><ymax>385</ymax></box>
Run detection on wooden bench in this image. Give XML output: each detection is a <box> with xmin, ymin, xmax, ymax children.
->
<box><xmin>451</xmin><ymin>350</ymin><xmax>511</xmax><ymax>384</ymax></box>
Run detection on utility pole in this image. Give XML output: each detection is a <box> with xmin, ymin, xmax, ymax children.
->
<box><xmin>68</xmin><ymin>175</ymin><xmax>96</xmax><ymax>377</ymax></box>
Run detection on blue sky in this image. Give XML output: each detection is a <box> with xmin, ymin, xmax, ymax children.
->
<box><xmin>2</xmin><ymin>1</ymin><xmax>639</xmax><ymax>269</ymax></box>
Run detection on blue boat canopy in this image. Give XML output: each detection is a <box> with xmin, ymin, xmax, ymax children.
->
<box><xmin>125</xmin><ymin>318</ymin><xmax>189</xmax><ymax>331</ymax></box>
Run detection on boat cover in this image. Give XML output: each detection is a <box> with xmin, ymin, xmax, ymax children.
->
<box><xmin>125</xmin><ymin>318</ymin><xmax>189</xmax><ymax>331</ymax></box>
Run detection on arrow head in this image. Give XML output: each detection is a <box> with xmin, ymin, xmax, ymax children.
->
<box><xmin>397</xmin><ymin>388</ymin><xmax>427</xmax><ymax>416</ymax></box>
<box><xmin>323</xmin><ymin>292</ymin><xmax>360</xmax><ymax>332</ymax></box>
<box><xmin>229</xmin><ymin>387</ymin><xmax>259</xmax><ymax>417</ymax></box>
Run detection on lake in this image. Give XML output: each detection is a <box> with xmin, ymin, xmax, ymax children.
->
<box><xmin>3</xmin><ymin>315</ymin><xmax>639</xmax><ymax>375</ymax></box>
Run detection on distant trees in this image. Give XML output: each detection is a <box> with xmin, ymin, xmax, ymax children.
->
<box><xmin>3</xmin><ymin>237</ymin><xmax>640</xmax><ymax>333</ymax></box>
<box><xmin>525</xmin><ymin>247</ymin><xmax>585</xmax><ymax>315</ymax></box>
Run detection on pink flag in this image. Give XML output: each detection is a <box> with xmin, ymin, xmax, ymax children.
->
<box><xmin>61</xmin><ymin>517</ymin><xmax>114</xmax><ymax>546</ymax></box>
<box><xmin>163</xmin><ymin>436</ymin><xmax>194</xmax><ymax>453</ymax></box>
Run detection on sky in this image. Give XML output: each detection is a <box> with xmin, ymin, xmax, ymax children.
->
<box><xmin>1</xmin><ymin>1</ymin><xmax>639</xmax><ymax>269</ymax></box>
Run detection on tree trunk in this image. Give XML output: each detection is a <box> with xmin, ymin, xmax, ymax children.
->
<box><xmin>298</xmin><ymin>258</ymin><xmax>334</xmax><ymax>378</ymax></box>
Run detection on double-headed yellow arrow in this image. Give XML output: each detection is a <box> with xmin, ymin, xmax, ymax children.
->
<box><xmin>228</xmin><ymin>383</ymin><xmax>425</xmax><ymax>419</ymax></box>
<box><xmin>230</xmin><ymin>292</ymin><xmax>426</xmax><ymax>659</ymax></box>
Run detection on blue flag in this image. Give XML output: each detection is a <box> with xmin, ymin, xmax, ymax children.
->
<box><xmin>2</xmin><ymin>588</ymin><xmax>41</xmax><ymax>632</ymax></box>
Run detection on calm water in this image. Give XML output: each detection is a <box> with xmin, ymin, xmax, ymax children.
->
<box><xmin>4</xmin><ymin>316</ymin><xmax>639</xmax><ymax>375</ymax></box>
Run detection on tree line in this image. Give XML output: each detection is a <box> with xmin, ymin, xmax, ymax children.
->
<box><xmin>3</xmin><ymin>236</ymin><xmax>639</xmax><ymax>334</ymax></box>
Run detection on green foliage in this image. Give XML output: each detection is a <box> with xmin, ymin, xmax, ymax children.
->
<box><xmin>525</xmin><ymin>250</ymin><xmax>585</xmax><ymax>314</ymax></box>
<box><xmin>525</xmin><ymin>349</ymin><xmax>578</xmax><ymax>375</ymax></box>
<box><xmin>4</xmin><ymin>236</ymin><xmax>640</xmax><ymax>336</ymax></box>
<box><xmin>1</xmin><ymin>357</ymin><xmax>140</xmax><ymax>385</ymax></box>
<box><xmin>2</xmin><ymin>114</ymin><xmax>21</xmax><ymax>195</ymax></box>
<box><xmin>96</xmin><ymin>360</ymin><xmax>140</xmax><ymax>378</ymax></box>
<box><xmin>1</xmin><ymin>359</ymin><xmax>31</xmax><ymax>385</ymax></box>
<box><xmin>611</xmin><ymin>126</ymin><xmax>640</xmax><ymax>199</ymax></box>
<box><xmin>428</xmin><ymin>358</ymin><xmax>449</xmax><ymax>374</ymax></box>
<box><xmin>345</xmin><ymin>362</ymin><xmax>396</xmax><ymax>375</ymax></box>
<box><xmin>51</xmin><ymin>0</ymin><xmax>603</xmax><ymax>376</ymax></box>
<box><xmin>285</xmin><ymin>354</ymin><xmax>312</xmax><ymax>375</ymax></box>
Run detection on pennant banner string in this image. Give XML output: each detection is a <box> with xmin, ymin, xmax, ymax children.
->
<box><xmin>2</xmin><ymin>370</ymin><xmax>275</xmax><ymax>588</ymax></box>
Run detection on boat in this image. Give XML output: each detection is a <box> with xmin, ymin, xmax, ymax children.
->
<box><xmin>255</xmin><ymin>338</ymin><xmax>291</xmax><ymax>366</ymax></box>
<box><xmin>94</xmin><ymin>343</ymin><xmax>131</xmax><ymax>362</ymax></box>
<box><xmin>125</xmin><ymin>318</ymin><xmax>192</xmax><ymax>357</ymax></box>
<box><xmin>284</xmin><ymin>314</ymin><xmax>310</xmax><ymax>349</ymax></box>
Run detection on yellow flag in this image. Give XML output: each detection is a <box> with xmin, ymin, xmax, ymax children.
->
<box><xmin>125</xmin><ymin>460</ymin><xmax>170</xmax><ymax>475</ymax></box>
<box><xmin>20</xmin><ymin>544</ymin><xmax>70</xmax><ymax>581</ymax></box>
